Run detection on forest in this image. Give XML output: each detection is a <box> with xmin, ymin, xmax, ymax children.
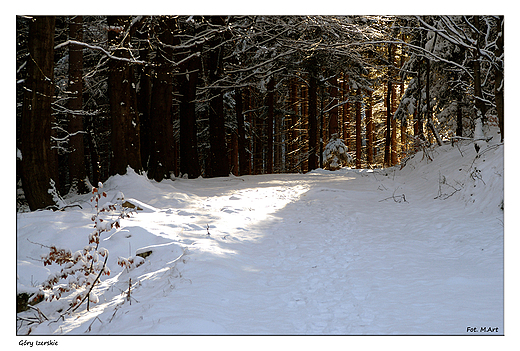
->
<box><xmin>16</xmin><ymin>15</ymin><xmax>504</xmax><ymax>212</ymax></box>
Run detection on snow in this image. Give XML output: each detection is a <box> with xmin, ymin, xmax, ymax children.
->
<box><xmin>323</xmin><ymin>134</ymin><xmax>352</xmax><ymax>170</ymax></box>
<box><xmin>16</xmin><ymin>141</ymin><xmax>507</xmax><ymax>342</ymax></box>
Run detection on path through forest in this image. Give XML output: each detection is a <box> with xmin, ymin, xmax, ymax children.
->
<box><xmin>16</xmin><ymin>142</ymin><xmax>503</xmax><ymax>335</ymax></box>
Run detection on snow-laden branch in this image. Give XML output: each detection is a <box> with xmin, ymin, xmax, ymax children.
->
<box><xmin>331</xmin><ymin>38</ymin><xmax>475</xmax><ymax>79</ymax></box>
<box><xmin>56</xmin><ymin>39</ymin><xmax>204</xmax><ymax>70</ymax></box>
<box><xmin>414</xmin><ymin>16</ymin><xmax>501</xmax><ymax>71</ymax></box>
<box><xmin>166</xmin><ymin>51</ymin><xmax>202</xmax><ymax>68</ymax></box>
<box><xmin>225</xmin><ymin>49</ymin><xmax>296</xmax><ymax>75</ymax></box>
<box><xmin>415</xmin><ymin>16</ymin><xmax>475</xmax><ymax>50</ymax></box>
<box><xmin>51</xmin><ymin>103</ymin><xmax>100</xmax><ymax>116</ymax></box>
<box><xmin>54</xmin><ymin>40</ymin><xmax>147</xmax><ymax>65</ymax></box>
<box><xmin>51</xmin><ymin>130</ymin><xmax>86</xmax><ymax>142</ymax></box>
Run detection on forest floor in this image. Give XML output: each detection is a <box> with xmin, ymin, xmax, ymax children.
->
<box><xmin>16</xmin><ymin>140</ymin><xmax>505</xmax><ymax>345</ymax></box>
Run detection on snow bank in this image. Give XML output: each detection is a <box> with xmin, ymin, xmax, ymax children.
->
<box><xmin>17</xmin><ymin>142</ymin><xmax>503</xmax><ymax>336</ymax></box>
<box><xmin>398</xmin><ymin>141</ymin><xmax>504</xmax><ymax>214</ymax></box>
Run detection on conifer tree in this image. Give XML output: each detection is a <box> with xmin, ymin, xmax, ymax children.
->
<box><xmin>21</xmin><ymin>16</ymin><xmax>57</xmax><ymax>210</ymax></box>
<box><xmin>107</xmin><ymin>16</ymin><xmax>142</xmax><ymax>176</ymax></box>
<box><xmin>67</xmin><ymin>15</ymin><xmax>88</xmax><ymax>194</ymax></box>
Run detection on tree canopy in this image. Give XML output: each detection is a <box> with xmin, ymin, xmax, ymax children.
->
<box><xmin>16</xmin><ymin>15</ymin><xmax>504</xmax><ymax>210</ymax></box>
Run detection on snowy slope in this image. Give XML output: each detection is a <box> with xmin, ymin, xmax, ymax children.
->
<box><xmin>16</xmin><ymin>140</ymin><xmax>504</xmax><ymax>336</ymax></box>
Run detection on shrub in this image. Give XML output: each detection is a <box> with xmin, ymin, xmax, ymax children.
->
<box><xmin>323</xmin><ymin>134</ymin><xmax>352</xmax><ymax>170</ymax></box>
<box><xmin>32</xmin><ymin>183</ymin><xmax>134</xmax><ymax>312</ymax></box>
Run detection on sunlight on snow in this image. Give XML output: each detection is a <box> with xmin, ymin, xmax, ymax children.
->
<box><xmin>107</xmin><ymin>184</ymin><xmax>311</xmax><ymax>259</ymax></box>
<box><xmin>202</xmin><ymin>184</ymin><xmax>310</xmax><ymax>228</ymax></box>
<box><xmin>180</xmin><ymin>184</ymin><xmax>310</xmax><ymax>257</ymax></box>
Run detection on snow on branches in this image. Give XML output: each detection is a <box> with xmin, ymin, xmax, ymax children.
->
<box><xmin>117</xmin><ymin>256</ymin><xmax>145</xmax><ymax>271</ymax></box>
<box><xmin>323</xmin><ymin>134</ymin><xmax>352</xmax><ymax>171</ymax></box>
<box><xmin>33</xmin><ymin>182</ymin><xmax>135</xmax><ymax>312</ymax></box>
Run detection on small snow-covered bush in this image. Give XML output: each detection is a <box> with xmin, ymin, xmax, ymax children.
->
<box><xmin>323</xmin><ymin>134</ymin><xmax>352</xmax><ymax>170</ymax></box>
<box><xmin>33</xmin><ymin>183</ymin><xmax>135</xmax><ymax>312</ymax></box>
<box><xmin>117</xmin><ymin>256</ymin><xmax>145</xmax><ymax>271</ymax></box>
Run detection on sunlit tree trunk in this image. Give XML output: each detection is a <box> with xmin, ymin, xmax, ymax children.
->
<box><xmin>366</xmin><ymin>89</ymin><xmax>374</xmax><ymax>165</ymax></box>
<box><xmin>415</xmin><ymin>58</ymin><xmax>424</xmax><ymax>149</ymax></box>
<box><xmin>398</xmin><ymin>52</ymin><xmax>407</xmax><ymax>158</ymax></box>
<box><xmin>401</xmin><ymin>121</ymin><xmax>407</xmax><ymax>157</ymax></box>
<box><xmin>391</xmin><ymin>83</ymin><xmax>398</xmax><ymax>165</ymax></box>
<box><xmin>342</xmin><ymin>76</ymin><xmax>351</xmax><ymax>150</ymax></box>
<box><xmin>355</xmin><ymin>88</ymin><xmax>362</xmax><ymax>169</ymax></box>
<box><xmin>328</xmin><ymin>76</ymin><xmax>339</xmax><ymax>138</ymax></box>
<box><xmin>384</xmin><ymin>43</ymin><xmax>393</xmax><ymax>166</ymax></box>
<box><xmin>384</xmin><ymin>81</ymin><xmax>392</xmax><ymax>166</ymax></box>
<box><xmin>308</xmin><ymin>74</ymin><xmax>318</xmax><ymax>171</ymax></box>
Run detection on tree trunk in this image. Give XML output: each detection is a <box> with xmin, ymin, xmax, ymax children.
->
<box><xmin>147</xmin><ymin>17</ymin><xmax>177</xmax><ymax>182</ymax></box>
<box><xmin>366</xmin><ymin>89</ymin><xmax>374</xmax><ymax>165</ymax></box>
<box><xmin>288</xmin><ymin>79</ymin><xmax>298</xmax><ymax>171</ymax></box>
<box><xmin>307</xmin><ymin>75</ymin><xmax>318</xmax><ymax>171</ymax></box>
<box><xmin>301</xmin><ymin>83</ymin><xmax>308</xmax><ymax>173</ymax></box>
<box><xmin>266</xmin><ymin>78</ymin><xmax>275</xmax><ymax>174</ymax></box>
<box><xmin>207</xmin><ymin>16</ymin><xmax>229</xmax><ymax>178</ymax></box>
<box><xmin>384</xmin><ymin>43</ymin><xmax>393</xmax><ymax>166</ymax></box>
<box><xmin>178</xmin><ymin>45</ymin><xmax>201</xmax><ymax>179</ymax></box>
<box><xmin>415</xmin><ymin>58</ymin><xmax>424</xmax><ymax>148</ymax></box>
<box><xmin>252</xmin><ymin>89</ymin><xmax>263</xmax><ymax>175</ymax></box>
<box><xmin>84</xmin><ymin>126</ymin><xmax>101</xmax><ymax>185</ymax></box>
<box><xmin>328</xmin><ymin>76</ymin><xmax>339</xmax><ymax>138</ymax></box>
<box><xmin>243</xmin><ymin>87</ymin><xmax>252</xmax><ymax>174</ymax></box>
<box><xmin>107</xmin><ymin>16</ymin><xmax>142</xmax><ymax>176</ymax></box>
<box><xmin>342</xmin><ymin>77</ymin><xmax>351</xmax><ymax>150</ymax></box>
<box><xmin>456</xmin><ymin>100</ymin><xmax>463</xmax><ymax>137</ymax></box>
<box><xmin>391</xmin><ymin>83</ymin><xmax>398</xmax><ymax>165</ymax></box>
<box><xmin>384</xmin><ymin>80</ymin><xmax>392</xmax><ymax>166</ymax></box>
<box><xmin>401</xmin><ymin>121</ymin><xmax>407</xmax><ymax>156</ymax></box>
<box><xmin>472</xmin><ymin>16</ymin><xmax>487</xmax><ymax>121</ymax></box>
<box><xmin>355</xmin><ymin>88</ymin><xmax>362</xmax><ymax>169</ymax></box>
<box><xmin>319</xmin><ymin>84</ymin><xmax>324</xmax><ymax>169</ymax></box>
<box><xmin>136</xmin><ymin>27</ymin><xmax>152</xmax><ymax>171</ymax></box>
<box><xmin>235</xmin><ymin>88</ymin><xmax>248</xmax><ymax>176</ymax></box>
<box><xmin>21</xmin><ymin>16</ymin><xmax>57</xmax><ymax>210</ymax></box>
<box><xmin>274</xmin><ymin>105</ymin><xmax>283</xmax><ymax>173</ymax></box>
<box><xmin>426</xmin><ymin>57</ymin><xmax>443</xmax><ymax>146</ymax></box>
<box><xmin>67</xmin><ymin>16</ymin><xmax>88</xmax><ymax>194</ymax></box>
<box><xmin>398</xmin><ymin>52</ymin><xmax>407</xmax><ymax>157</ymax></box>
<box><xmin>207</xmin><ymin>88</ymin><xmax>228</xmax><ymax>177</ymax></box>
<box><xmin>229</xmin><ymin>131</ymin><xmax>239</xmax><ymax>176</ymax></box>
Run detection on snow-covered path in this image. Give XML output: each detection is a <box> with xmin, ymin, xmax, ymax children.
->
<box><xmin>16</xmin><ymin>143</ymin><xmax>503</xmax><ymax>335</ymax></box>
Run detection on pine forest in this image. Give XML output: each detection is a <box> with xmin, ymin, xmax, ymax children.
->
<box><xmin>16</xmin><ymin>15</ymin><xmax>505</xmax><ymax>337</ymax></box>
<box><xmin>16</xmin><ymin>15</ymin><xmax>504</xmax><ymax>210</ymax></box>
